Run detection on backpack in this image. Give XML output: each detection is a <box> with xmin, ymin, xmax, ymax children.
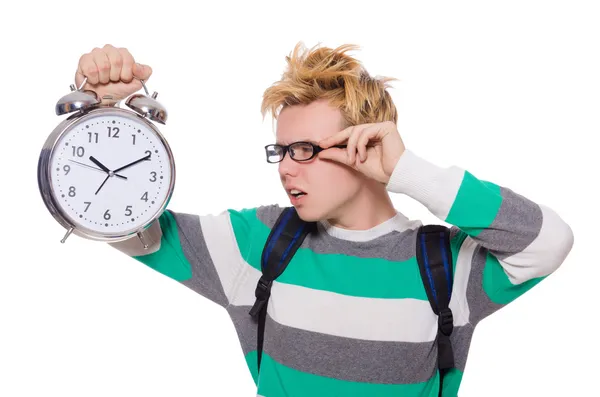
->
<box><xmin>248</xmin><ymin>206</ymin><xmax>455</xmax><ymax>396</ymax></box>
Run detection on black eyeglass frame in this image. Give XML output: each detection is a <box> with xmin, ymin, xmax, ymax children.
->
<box><xmin>264</xmin><ymin>141</ymin><xmax>347</xmax><ymax>163</ymax></box>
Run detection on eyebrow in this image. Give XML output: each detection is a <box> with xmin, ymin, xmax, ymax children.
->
<box><xmin>275</xmin><ymin>138</ymin><xmax>316</xmax><ymax>145</ymax></box>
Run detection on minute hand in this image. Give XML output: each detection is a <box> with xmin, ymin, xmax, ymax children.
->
<box><xmin>113</xmin><ymin>153</ymin><xmax>152</xmax><ymax>173</ymax></box>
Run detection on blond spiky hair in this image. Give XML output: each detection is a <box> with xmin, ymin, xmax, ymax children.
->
<box><xmin>261</xmin><ymin>42</ymin><xmax>399</xmax><ymax>128</ymax></box>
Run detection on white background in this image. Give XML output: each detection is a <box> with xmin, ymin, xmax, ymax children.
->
<box><xmin>1</xmin><ymin>1</ymin><xmax>597</xmax><ymax>396</ymax></box>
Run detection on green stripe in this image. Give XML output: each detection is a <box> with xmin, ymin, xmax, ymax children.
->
<box><xmin>482</xmin><ymin>251</ymin><xmax>546</xmax><ymax>305</ymax></box>
<box><xmin>132</xmin><ymin>210</ymin><xmax>192</xmax><ymax>281</ymax></box>
<box><xmin>445</xmin><ymin>172</ymin><xmax>502</xmax><ymax>237</ymax></box>
<box><xmin>246</xmin><ymin>350</ymin><xmax>259</xmax><ymax>385</ymax></box>
<box><xmin>233</xmin><ymin>210</ymin><xmax>431</xmax><ymax>300</ymax></box>
<box><xmin>245</xmin><ymin>351</ymin><xmax>440</xmax><ymax>397</ymax></box>
<box><xmin>228</xmin><ymin>208</ymin><xmax>259</xmax><ymax>263</ymax></box>
<box><xmin>439</xmin><ymin>368</ymin><xmax>464</xmax><ymax>397</ymax></box>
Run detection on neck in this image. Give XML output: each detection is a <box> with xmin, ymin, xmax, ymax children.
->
<box><xmin>325</xmin><ymin>179</ymin><xmax>398</xmax><ymax>230</ymax></box>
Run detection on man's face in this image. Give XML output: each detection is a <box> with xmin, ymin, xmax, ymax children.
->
<box><xmin>275</xmin><ymin>99</ymin><xmax>363</xmax><ymax>222</ymax></box>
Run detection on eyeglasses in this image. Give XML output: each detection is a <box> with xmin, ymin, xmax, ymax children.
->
<box><xmin>264</xmin><ymin>141</ymin><xmax>347</xmax><ymax>163</ymax></box>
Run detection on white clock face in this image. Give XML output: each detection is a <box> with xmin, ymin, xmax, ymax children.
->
<box><xmin>48</xmin><ymin>111</ymin><xmax>173</xmax><ymax>236</ymax></box>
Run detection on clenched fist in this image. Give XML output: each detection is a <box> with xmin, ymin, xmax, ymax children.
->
<box><xmin>74</xmin><ymin>44</ymin><xmax>152</xmax><ymax>105</ymax></box>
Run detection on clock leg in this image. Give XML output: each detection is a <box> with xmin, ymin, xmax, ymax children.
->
<box><xmin>61</xmin><ymin>227</ymin><xmax>74</xmax><ymax>244</ymax></box>
<box><xmin>137</xmin><ymin>231</ymin><xmax>149</xmax><ymax>249</ymax></box>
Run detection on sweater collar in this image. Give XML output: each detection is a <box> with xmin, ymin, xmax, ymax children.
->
<box><xmin>317</xmin><ymin>211</ymin><xmax>420</xmax><ymax>242</ymax></box>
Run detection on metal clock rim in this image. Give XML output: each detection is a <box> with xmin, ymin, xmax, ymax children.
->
<box><xmin>38</xmin><ymin>106</ymin><xmax>176</xmax><ymax>243</ymax></box>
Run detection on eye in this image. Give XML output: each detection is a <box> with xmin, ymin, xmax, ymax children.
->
<box><xmin>289</xmin><ymin>143</ymin><xmax>315</xmax><ymax>160</ymax></box>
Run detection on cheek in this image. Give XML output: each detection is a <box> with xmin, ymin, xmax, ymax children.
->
<box><xmin>310</xmin><ymin>162</ymin><xmax>359</xmax><ymax>191</ymax></box>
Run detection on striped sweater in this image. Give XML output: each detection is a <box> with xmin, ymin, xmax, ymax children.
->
<box><xmin>109</xmin><ymin>149</ymin><xmax>574</xmax><ymax>397</ymax></box>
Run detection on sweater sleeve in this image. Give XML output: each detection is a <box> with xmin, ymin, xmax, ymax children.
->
<box><xmin>386</xmin><ymin>149</ymin><xmax>574</xmax><ymax>324</ymax></box>
<box><xmin>107</xmin><ymin>207</ymin><xmax>258</xmax><ymax>308</ymax></box>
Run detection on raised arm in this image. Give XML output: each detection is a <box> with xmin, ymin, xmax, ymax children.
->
<box><xmin>386</xmin><ymin>149</ymin><xmax>574</xmax><ymax>323</ymax></box>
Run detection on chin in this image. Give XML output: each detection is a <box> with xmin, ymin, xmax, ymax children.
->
<box><xmin>293</xmin><ymin>205</ymin><xmax>326</xmax><ymax>223</ymax></box>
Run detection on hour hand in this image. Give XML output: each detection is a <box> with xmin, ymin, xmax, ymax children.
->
<box><xmin>89</xmin><ymin>156</ymin><xmax>110</xmax><ymax>174</ymax></box>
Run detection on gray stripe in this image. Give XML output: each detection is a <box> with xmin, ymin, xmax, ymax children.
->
<box><xmin>474</xmin><ymin>187</ymin><xmax>542</xmax><ymax>260</ymax></box>
<box><xmin>171</xmin><ymin>211</ymin><xmax>229</xmax><ymax>307</ymax></box>
<box><xmin>256</xmin><ymin>205</ymin><xmax>419</xmax><ymax>262</ymax></box>
<box><xmin>255</xmin><ymin>204</ymin><xmax>286</xmax><ymax>229</ymax></box>
<box><xmin>450</xmin><ymin>322</ymin><xmax>475</xmax><ymax>371</ymax></box>
<box><xmin>466</xmin><ymin>245</ymin><xmax>504</xmax><ymax>323</ymax></box>
<box><xmin>227</xmin><ymin>304</ymin><xmax>258</xmax><ymax>356</ymax></box>
<box><xmin>228</xmin><ymin>303</ymin><xmax>475</xmax><ymax>383</ymax></box>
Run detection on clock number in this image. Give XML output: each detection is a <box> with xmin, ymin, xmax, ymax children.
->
<box><xmin>149</xmin><ymin>171</ymin><xmax>157</xmax><ymax>182</ymax></box>
<box><xmin>63</xmin><ymin>165</ymin><xmax>70</xmax><ymax>175</ymax></box>
<box><xmin>72</xmin><ymin>146</ymin><xmax>85</xmax><ymax>157</ymax></box>
<box><xmin>68</xmin><ymin>186</ymin><xmax>76</xmax><ymax>197</ymax></box>
<box><xmin>144</xmin><ymin>150</ymin><xmax>152</xmax><ymax>160</ymax></box>
<box><xmin>104</xmin><ymin>209</ymin><xmax>111</xmax><ymax>220</ymax></box>
<box><xmin>125</xmin><ymin>205</ymin><xmax>133</xmax><ymax>216</ymax></box>
<box><xmin>88</xmin><ymin>132</ymin><xmax>99</xmax><ymax>143</ymax></box>
<box><xmin>107</xmin><ymin>127</ymin><xmax>120</xmax><ymax>138</ymax></box>
<box><xmin>141</xmin><ymin>192</ymin><xmax>148</xmax><ymax>202</ymax></box>
<box><xmin>131</xmin><ymin>134</ymin><xmax>136</xmax><ymax>145</ymax></box>
<box><xmin>84</xmin><ymin>201</ymin><xmax>91</xmax><ymax>212</ymax></box>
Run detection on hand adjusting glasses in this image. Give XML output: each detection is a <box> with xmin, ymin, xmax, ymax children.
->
<box><xmin>264</xmin><ymin>141</ymin><xmax>347</xmax><ymax>163</ymax></box>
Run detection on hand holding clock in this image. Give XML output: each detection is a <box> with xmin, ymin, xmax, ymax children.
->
<box><xmin>38</xmin><ymin>43</ymin><xmax>173</xmax><ymax>244</ymax></box>
<box><xmin>75</xmin><ymin>44</ymin><xmax>153</xmax><ymax>106</ymax></box>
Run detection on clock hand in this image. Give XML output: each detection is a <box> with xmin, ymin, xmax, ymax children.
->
<box><xmin>95</xmin><ymin>174</ymin><xmax>110</xmax><ymax>195</ymax></box>
<box><xmin>89</xmin><ymin>156</ymin><xmax>111</xmax><ymax>174</ymax></box>
<box><xmin>113</xmin><ymin>153</ymin><xmax>152</xmax><ymax>173</ymax></box>
<box><xmin>69</xmin><ymin>159</ymin><xmax>127</xmax><ymax>180</ymax></box>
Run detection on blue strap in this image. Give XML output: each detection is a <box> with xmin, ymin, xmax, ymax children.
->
<box><xmin>277</xmin><ymin>223</ymin><xmax>305</xmax><ymax>272</ymax></box>
<box><xmin>420</xmin><ymin>233</ymin><xmax>439</xmax><ymax>306</ymax></box>
<box><xmin>439</xmin><ymin>233</ymin><xmax>452</xmax><ymax>299</ymax></box>
<box><xmin>262</xmin><ymin>208</ymin><xmax>294</xmax><ymax>270</ymax></box>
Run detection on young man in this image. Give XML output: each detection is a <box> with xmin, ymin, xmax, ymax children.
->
<box><xmin>75</xmin><ymin>43</ymin><xmax>574</xmax><ymax>397</ymax></box>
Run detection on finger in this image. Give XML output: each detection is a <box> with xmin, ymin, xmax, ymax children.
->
<box><xmin>77</xmin><ymin>53</ymin><xmax>98</xmax><ymax>85</ymax></box>
<box><xmin>118</xmin><ymin>47</ymin><xmax>135</xmax><ymax>83</ymax></box>
<box><xmin>357</xmin><ymin>127</ymin><xmax>379</xmax><ymax>162</ymax></box>
<box><xmin>103</xmin><ymin>44</ymin><xmax>123</xmax><ymax>82</ymax></box>
<box><xmin>319</xmin><ymin>125</ymin><xmax>354</xmax><ymax>148</ymax></box>
<box><xmin>318</xmin><ymin>146</ymin><xmax>353</xmax><ymax>167</ymax></box>
<box><xmin>320</xmin><ymin>122</ymin><xmax>379</xmax><ymax>149</ymax></box>
<box><xmin>346</xmin><ymin>126</ymin><xmax>363</xmax><ymax>165</ymax></box>
<box><xmin>91</xmin><ymin>47</ymin><xmax>111</xmax><ymax>84</ymax></box>
<box><xmin>133</xmin><ymin>62</ymin><xmax>153</xmax><ymax>80</ymax></box>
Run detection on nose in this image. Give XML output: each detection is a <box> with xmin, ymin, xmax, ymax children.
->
<box><xmin>278</xmin><ymin>152</ymin><xmax>299</xmax><ymax>178</ymax></box>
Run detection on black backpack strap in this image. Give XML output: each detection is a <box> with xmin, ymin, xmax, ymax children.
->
<box><xmin>249</xmin><ymin>206</ymin><xmax>313</xmax><ymax>374</ymax></box>
<box><xmin>416</xmin><ymin>224</ymin><xmax>454</xmax><ymax>396</ymax></box>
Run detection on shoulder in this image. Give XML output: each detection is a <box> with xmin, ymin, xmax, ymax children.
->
<box><xmin>225</xmin><ymin>203</ymin><xmax>289</xmax><ymax>232</ymax></box>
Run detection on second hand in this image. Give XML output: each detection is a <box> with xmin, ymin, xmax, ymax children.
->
<box><xmin>68</xmin><ymin>159</ymin><xmax>127</xmax><ymax>180</ymax></box>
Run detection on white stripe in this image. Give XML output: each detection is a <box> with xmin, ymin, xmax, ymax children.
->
<box><xmin>318</xmin><ymin>211</ymin><xmax>422</xmax><ymax>241</ymax></box>
<box><xmin>386</xmin><ymin>149</ymin><xmax>464</xmax><ymax>221</ymax></box>
<box><xmin>200</xmin><ymin>210</ymin><xmax>247</xmax><ymax>302</ymax></box>
<box><xmin>450</xmin><ymin>235</ymin><xmax>478</xmax><ymax>324</ymax></box>
<box><xmin>231</xmin><ymin>262</ymin><xmax>472</xmax><ymax>343</ymax></box>
<box><xmin>269</xmin><ymin>282</ymin><xmax>437</xmax><ymax>342</ymax></box>
<box><xmin>499</xmin><ymin>204</ymin><xmax>574</xmax><ymax>284</ymax></box>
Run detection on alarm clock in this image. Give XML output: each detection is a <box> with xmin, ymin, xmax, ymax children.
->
<box><xmin>37</xmin><ymin>76</ymin><xmax>176</xmax><ymax>249</ymax></box>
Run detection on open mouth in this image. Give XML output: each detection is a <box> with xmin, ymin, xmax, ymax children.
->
<box><xmin>289</xmin><ymin>189</ymin><xmax>307</xmax><ymax>198</ymax></box>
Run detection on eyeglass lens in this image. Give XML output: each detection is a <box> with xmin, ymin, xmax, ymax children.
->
<box><xmin>267</xmin><ymin>142</ymin><xmax>315</xmax><ymax>163</ymax></box>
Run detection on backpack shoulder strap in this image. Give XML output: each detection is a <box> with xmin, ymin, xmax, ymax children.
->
<box><xmin>416</xmin><ymin>224</ymin><xmax>455</xmax><ymax>396</ymax></box>
<box><xmin>249</xmin><ymin>206</ymin><xmax>314</xmax><ymax>374</ymax></box>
